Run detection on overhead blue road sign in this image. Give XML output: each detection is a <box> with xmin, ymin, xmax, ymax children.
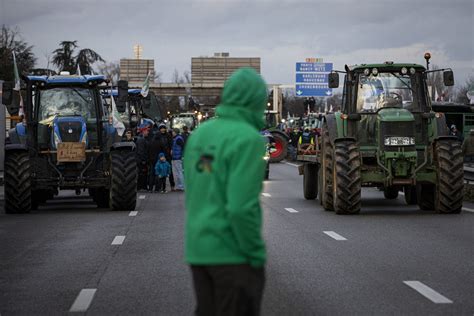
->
<box><xmin>295</xmin><ymin>73</ymin><xmax>328</xmax><ymax>84</ymax></box>
<box><xmin>296</xmin><ymin>62</ymin><xmax>333</xmax><ymax>73</ymax></box>
<box><xmin>295</xmin><ymin>61</ymin><xmax>333</xmax><ymax>97</ymax></box>
<box><xmin>295</xmin><ymin>84</ymin><xmax>332</xmax><ymax>97</ymax></box>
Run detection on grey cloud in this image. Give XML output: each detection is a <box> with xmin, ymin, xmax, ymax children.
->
<box><xmin>1</xmin><ymin>0</ymin><xmax>472</xmax><ymax>83</ymax></box>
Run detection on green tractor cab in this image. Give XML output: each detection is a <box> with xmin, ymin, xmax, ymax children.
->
<box><xmin>302</xmin><ymin>62</ymin><xmax>463</xmax><ymax>214</ymax></box>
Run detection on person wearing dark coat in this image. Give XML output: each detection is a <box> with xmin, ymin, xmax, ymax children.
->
<box><xmin>136</xmin><ymin>124</ymin><xmax>150</xmax><ymax>191</ymax></box>
<box><xmin>148</xmin><ymin>123</ymin><xmax>175</xmax><ymax>191</ymax></box>
<box><xmin>182</xmin><ymin>125</ymin><xmax>191</xmax><ymax>145</ymax></box>
<box><xmin>462</xmin><ymin>129</ymin><xmax>474</xmax><ymax>162</ymax></box>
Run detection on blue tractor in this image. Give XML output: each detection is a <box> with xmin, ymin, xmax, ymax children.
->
<box><xmin>2</xmin><ymin>74</ymin><xmax>137</xmax><ymax>213</ymax></box>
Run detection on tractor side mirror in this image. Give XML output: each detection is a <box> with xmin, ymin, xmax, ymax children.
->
<box><xmin>328</xmin><ymin>72</ymin><xmax>339</xmax><ymax>88</ymax></box>
<box><xmin>116</xmin><ymin>80</ymin><xmax>128</xmax><ymax>112</ymax></box>
<box><xmin>2</xmin><ymin>81</ymin><xmax>20</xmax><ymax>116</ymax></box>
<box><xmin>443</xmin><ymin>70</ymin><xmax>454</xmax><ymax>86</ymax></box>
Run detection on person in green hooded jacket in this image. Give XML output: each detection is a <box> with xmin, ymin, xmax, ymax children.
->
<box><xmin>184</xmin><ymin>67</ymin><xmax>267</xmax><ymax>316</ymax></box>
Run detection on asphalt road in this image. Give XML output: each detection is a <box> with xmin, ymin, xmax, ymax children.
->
<box><xmin>0</xmin><ymin>163</ymin><xmax>473</xmax><ymax>315</ymax></box>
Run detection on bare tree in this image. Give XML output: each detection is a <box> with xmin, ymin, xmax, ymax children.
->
<box><xmin>0</xmin><ymin>25</ymin><xmax>36</xmax><ymax>81</ymax></box>
<box><xmin>454</xmin><ymin>75</ymin><xmax>474</xmax><ymax>104</ymax></box>
<box><xmin>98</xmin><ymin>61</ymin><xmax>120</xmax><ymax>84</ymax></box>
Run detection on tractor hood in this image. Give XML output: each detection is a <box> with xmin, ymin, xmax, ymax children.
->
<box><xmin>377</xmin><ymin>108</ymin><xmax>414</xmax><ymax>122</ymax></box>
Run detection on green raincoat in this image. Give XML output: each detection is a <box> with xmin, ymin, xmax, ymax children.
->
<box><xmin>184</xmin><ymin>67</ymin><xmax>267</xmax><ymax>267</ymax></box>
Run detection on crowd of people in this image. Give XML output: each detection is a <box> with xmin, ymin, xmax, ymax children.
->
<box><xmin>135</xmin><ymin>121</ymin><xmax>190</xmax><ymax>193</ymax></box>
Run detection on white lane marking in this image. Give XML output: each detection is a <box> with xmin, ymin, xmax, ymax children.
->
<box><xmin>284</xmin><ymin>208</ymin><xmax>299</xmax><ymax>213</ymax></box>
<box><xmin>111</xmin><ymin>235</ymin><xmax>126</xmax><ymax>245</ymax></box>
<box><xmin>69</xmin><ymin>288</ymin><xmax>97</xmax><ymax>312</ymax></box>
<box><xmin>139</xmin><ymin>195</ymin><xmax>146</xmax><ymax>200</ymax></box>
<box><xmin>284</xmin><ymin>162</ymin><xmax>300</xmax><ymax>168</ymax></box>
<box><xmin>129</xmin><ymin>211</ymin><xmax>138</xmax><ymax>216</ymax></box>
<box><xmin>323</xmin><ymin>231</ymin><xmax>347</xmax><ymax>241</ymax></box>
<box><xmin>262</xmin><ymin>193</ymin><xmax>271</xmax><ymax>197</ymax></box>
<box><xmin>462</xmin><ymin>207</ymin><xmax>474</xmax><ymax>213</ymax></box>
<box><xmin>403</xmin><ymin>281</ymin><xmax>453</xmax><ymax>304</ymax></box>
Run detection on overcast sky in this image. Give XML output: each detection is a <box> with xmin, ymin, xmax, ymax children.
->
<box><xmin>2</xmin><ymin>0</ymin><xmax>473</xmax><ymax>85</ymax></box>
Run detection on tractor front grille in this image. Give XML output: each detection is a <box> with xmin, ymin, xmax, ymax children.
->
<box><xmin>58</xmin><ymin>121</ymin><xmax>83</xmax><ymax>142</ymax></box>
<box><xmin>380</xmin><ymin>121</ymin><xmax>416</xmax><ymax>151</ymax></box>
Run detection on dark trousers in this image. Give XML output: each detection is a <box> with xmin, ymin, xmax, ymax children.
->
<box><xmin>156</xmin><ymin>177</ymin><xmax>167</xmax><ymax>191</ymax></box>
<box><xmin>137</xmin><ymin>162</ymin><xmax>148</xmax><ymax>190</ymax></box>
<box><xmin>190</xmin><ymin>264</ymin><xmax>265</xmax><ymax>316</ymax></box>
<box><xmin>169</xmin><ymin>166</ymin><xmax>175</xmax><ymax>188</ymax></box>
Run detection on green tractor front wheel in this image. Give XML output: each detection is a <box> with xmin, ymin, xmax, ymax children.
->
<box><xmin>434</xmin><ymin>140</ymin><xmax>464</xmax><ymax>214</ymax></box>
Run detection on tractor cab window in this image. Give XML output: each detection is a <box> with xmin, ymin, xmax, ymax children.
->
<box><xmin>356</xmin><ymin>73</ymin><xmax>419</xmax><ymax>113</ymax></box>
<box><xmin>172</xmin><ymin>117</ymin><xmax>194</xmax><ymax>130</ymax></box>
<box><xmin>38</xmin><ymin>87</ymin><xmax>97</xmax><ymax>122</ymax></box>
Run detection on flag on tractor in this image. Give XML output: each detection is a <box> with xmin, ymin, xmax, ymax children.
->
<box><xmin>140</xmin><ymin>71</ymin><xmax>151</xmax><ymax>98</ymax></box>
<box><xmin>110</xmin><ymin>87</ymin><xmax>125</xmax><ymax>136</ymax></box>
<box><xmin>12</xmin><ymin>51</ymin><xmax>24</xmax><ymax>116</ymax></box>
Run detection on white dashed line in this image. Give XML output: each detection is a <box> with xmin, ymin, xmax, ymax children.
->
<box><xmin>111</xmin><ymin>235</ymin><xmax>126</xmax><ymax>245</ymax></box>
<box><xmin>284</xmin><ymin>162</ymin><xmax>300</xmax><ymax>168</ymax></box>
<box><xmin>139</xmin><ymin>195</ymin><xmax>146</xmax><ymax>200</ymax></box>
<box><xmin>69</xmin><ymin>288</ymin><xmax>97</xmax><ymax>312</ymax></box>
<box><xmin>129</xmin><ymin>211</ymin><xmax>138</xmax><ymax>217</ymax></box>
<box><xmin>284</xmin><ymin>208</ymin><xmax>299</xmax><ymax>213</ymax></box>
<box><xmin>403</xmin><ymin>281</ymin><xmax>453</xmax><ymax>304</ymax></box>
<box><xmin>463</xmin><ymin>207</ymin><xmax>474</xmax><ymax>213</ymax></box>
<box><xmin>262</xmin><ymin>193</ymin><xmax>271</xmax><ymax>197</ymax></box>
<box><xmin>323</xmin><ymin>231</ymin><xmax>347</xmax><ymax>241</ymax></box>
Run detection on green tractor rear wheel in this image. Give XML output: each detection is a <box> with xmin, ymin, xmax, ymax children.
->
<box><xmin>384</xmin><ymin>187</ymin><xmax>399</xmax><ymax>199</ymax></box>
<box><xmin>332</xmin><ymin>141</ymin><xmax>361</xmax><ymax>215</ymax></box>
<box><xmin>404</xmin><ymin>186</ymin><xmax>418</xmax><ymax>205</ymax></box>
<box><xmin>320</xmin><ymin>127</ymin><xmax>334</xmax><ymax>211</ymax></box>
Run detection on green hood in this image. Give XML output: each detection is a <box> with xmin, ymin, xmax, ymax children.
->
<box><xmin>216</xmin><ymin>67</ymin><xmax>268</xmax><ymax>129</ymax></box>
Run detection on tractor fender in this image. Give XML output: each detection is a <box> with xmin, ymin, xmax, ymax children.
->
<box><xmin>270</xmin><ymin>130</ymin><xmax>289</xmax><ymax>140</ymax></box>
<box><xmin>434</xmin><ymin>115</ymin><xmax>449</xmax><ymax>137</ymax></box>
<box><xmin>5</xmin><ymin>143</ymin><xmax>28</xmax><ymax>152</ymax></box>
<box><xmin>434</xmin><ymin>136</ymin><xmax>460</xmax><ymax>142</ymax></box>
<box><xmin>323</xmin><ymin>114</ymin><xmax>340</xmax><ymax>145</ymax></box>
<box><xmin>111</xmin><ymin>142</ymin><xmax>136</xmax><ymax>151</ymax></box>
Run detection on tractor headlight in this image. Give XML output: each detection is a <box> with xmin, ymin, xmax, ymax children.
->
<box><xmin>384</xmin><ymin>136</ymin><xmax>415</xmax><ymax>146</ymax></box>
<box><xmin>263</xmin><ymin>155</ymin><xmax>270</xmax><ymax>161</ymax></box>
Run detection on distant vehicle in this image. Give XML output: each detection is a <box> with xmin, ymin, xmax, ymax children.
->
<box><xmin>431</xmin><ymin>102</ymin><xmax>474</xmax><ymax>140</ymax></box>
<box><xmin>298</xmin><ymin>61</ymin><xmax>463</xmax><ymax>214</ymax></box>
<box><xmin>2</xmin><ymin>73</ymin><xmax>137</xmax><ymax>213</ymax></box>
<box><xmin>170</xmin><ymin>112</ymin><xmax>198</xmax><ymax>131</ymax></box>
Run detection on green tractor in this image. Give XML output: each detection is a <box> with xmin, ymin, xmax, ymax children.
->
<box><xmin>310</xmin><ymin>62</ymin><xmax>463</xmax><ymax>214</ymax></box>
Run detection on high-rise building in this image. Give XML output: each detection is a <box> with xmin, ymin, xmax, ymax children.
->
<box><xmin>191</xmin><ymin>53</ymin><xmax>260</xmax><ymax>85</ymax></box>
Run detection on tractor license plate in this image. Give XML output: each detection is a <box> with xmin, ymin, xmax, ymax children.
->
<box><xmin>57</xmin><ymin>142</ymin><xmax>86</xmax><ymax>162</ymax></box>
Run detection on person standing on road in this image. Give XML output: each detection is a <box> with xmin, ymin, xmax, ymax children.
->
<box><xmin>136</xmin><ymin>124</ymin><xmax>150</xmax><ymax>191</ymax></box>
<box><xmin>462</xmin><ymin>129</ymin><xmax>474</xmax><ymax>162</ymax></box>
<box><xmin>154</xmin><ymin>123</ymin><xmax>176</xmax><ymax>190</ymax></box>
<box><xmin>171</xmin><ymin>128</ymin><xmax>185</xmax><ymax>191</ymax></box>
<box><xmin>182</xmin><ymin>125</ymin><xmax>190</xmax><ymax>145</ymax></box>
<box><xmin>154</xmin><ymin>153</ymin><xmax>171</xmax><ymax>193</ymax></box>
<box><xmin>184</xmin><ymin>67</ymin><xmax>267</xmax><ymax>316</ymax></box>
